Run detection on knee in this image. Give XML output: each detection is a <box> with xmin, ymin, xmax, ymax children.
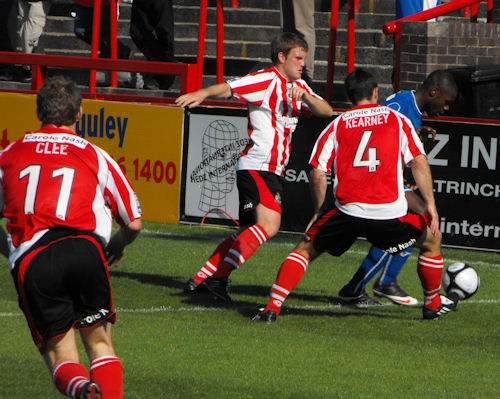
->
<box><xmin>259</xmin><ymin>221</ymin><xmax>280</xmax><ymax>238</ymax></box>
<box><xmin>420</xmin><ymin>228</ymin><xmax>442</xmax><ymax>254</ymax></box>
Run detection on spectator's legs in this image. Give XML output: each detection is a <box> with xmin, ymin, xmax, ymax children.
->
<box><xmin>0</xmin><ymin>0</ymin><xmax>17</xmax><ymax>79</ymax></box>
<box><xmin>74</xmin><ymin>4</ymin><xmax>130</xmax><ymax>59</ymax></box>
<box><xmin>291</xmin><ymin>0</ymin><xmax>315</xmax><ymax>79</ymax></box>
<box><xmin>154</xmin><ymin>0</ymin><xmax>175</xmax><ymax>62</ymax></box>
<box><xmin>130</xmin><ymin>0</ymin><xmax>175</xmax><ymax>89</ymax></box>
<box><xmin>0</xmin><ymin>0</ymin><xmax>17</xmax><ymax>52</ymax></box>
<box><xmin>18</xmin><ymin>0</ymin><xmax>50</xmax><ymax>54</ymax></box>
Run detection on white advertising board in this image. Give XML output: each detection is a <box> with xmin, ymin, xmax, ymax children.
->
<box><xmin>183</xmin><ymin>110</ymin><xmax>249</xmax><ymax>223</ymax></box>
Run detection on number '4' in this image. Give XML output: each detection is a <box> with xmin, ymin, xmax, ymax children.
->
<box><xmin>20</xmin><ymin>165</ymin><xmax>75</xmax><ymax>220</ymax></box>
<box><xmin>353</xmin><ymin>130</ymin><xmax>380</xmax><ymax>172</ymax></box>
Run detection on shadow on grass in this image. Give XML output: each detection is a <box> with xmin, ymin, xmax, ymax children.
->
<box><xmin>142</xmin><ymin>230</ymin><xmax>233</xmax><ymax>243</ymax></box>
<box><xmin>110</xmin><ymin>270</ymin><xmax>411</xmax><ymax>321</ymax></box>
<box><xmin>110</xmin><ymin>270</ymin><xmax>185</xmax><ymax>289</ymax></box>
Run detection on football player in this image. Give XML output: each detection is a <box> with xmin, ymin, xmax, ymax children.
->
<box><xmin>253</xmin><ymin>68</ymin><xmax>458</xmax><ymax>323</ymax></box>
<box><xmin>176</xmin><ymin>32</ymin><xmax>333</xmax><ymax>302</ymax></box>
<box><xmin>338</xmin><ymin>69</ymin><xmax>457</xmax><ymax>306</ymax></box>
<box><xmin>0</xmin><ymin>76</ymin><xmax>142</xmax><ymax>398</ymax></box>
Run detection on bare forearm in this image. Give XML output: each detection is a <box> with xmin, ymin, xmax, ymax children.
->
<box><xmin>106</xmin><ymin>219</ymin><xmax>142</xmax><ymax>265</ymax></box>
<box><xmin>309</xmin><ymin>168</ymin><xmax>327</xmax><ymax>213</ymax></box>
<box><xmin>411</xmin><ymin>155</ymin><xmax>435</xmax><ymax>207</ymax></box>
<box><xmin>203</xmin><ymin>82</ymin><xmax>232</xmax><ymax>99</ymax></box>
<box><xmin>304</xmin><ymin>95</ymin><xmax>334</xmax><ymax>118</ymax></box>
<box><xmin>175</xmin><ymin>83</ymin><xmax>232</xmax><ymax>108</ymax></box>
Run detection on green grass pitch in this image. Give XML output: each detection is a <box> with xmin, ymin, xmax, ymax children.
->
<box><xmin>1</xmin><ymin>221</ymin><xmax>499</xmax><ymax>398</ymax></box>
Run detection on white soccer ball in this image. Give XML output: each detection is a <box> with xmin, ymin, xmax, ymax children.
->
<box><xmin>442</xmin><ymin>262</ymin><xmax>480</xmax><ymax>300</ymax></box>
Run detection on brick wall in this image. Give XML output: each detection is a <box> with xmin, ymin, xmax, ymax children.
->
<box><xmin>398</xmin><ymin>21</ymin><xmax>500</xmax><ymax>90</ymax></box>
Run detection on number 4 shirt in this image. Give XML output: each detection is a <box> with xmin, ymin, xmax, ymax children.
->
<box><xmin>309</xmin><ymin>104</ymin><xmax>425</xmax><ymax>220</ymax></box>
<box><xmin>0</xmin><ymin>126</ymin><xmax>142</xmax><ymax>270</ymax></box>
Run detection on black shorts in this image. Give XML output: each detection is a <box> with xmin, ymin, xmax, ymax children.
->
<box><xmin>237</xmin><ymin>170</ymin><xmax>284</xmax><ymax>226</ymax></box>
<box><xmin>305</xmin><ymin>206</ymin><xmax>427</xmax><ymax>256</ymax></box>
<box><xmin>12</xmin><ymin>229</ymin><xmax>116</xmax><ymax>353</ymax></box>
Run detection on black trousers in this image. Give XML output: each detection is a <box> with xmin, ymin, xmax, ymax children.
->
<box><xmin>130</xmin><ymin>0</ymin><xmax>175</xmax><ymax>63</ymax></box>
<box><xmin>74</xmin><ymin>4</ymin><xmax>131</xmax><ymax>59</ymax></box>
<box><xmin>0</xmin><ymin>0</ymin><xmax>16</xmax><ymax>52</ymax></box>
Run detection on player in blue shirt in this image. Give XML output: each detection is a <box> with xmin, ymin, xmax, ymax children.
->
<box><xmin>338</xmin><ymin>70</ymin><xmax>457</xmax><ymax>306</ymax></box>
<box><xmin>397</xmin><ymin>0</ymin><xmax>441</xmax><ymax>20</ymax></box>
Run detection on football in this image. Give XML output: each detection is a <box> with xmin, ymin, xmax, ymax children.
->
<box><xmin>442</xmin><ymin>262</ymin><xmax>480</xmax><ymax>300</ymax></box>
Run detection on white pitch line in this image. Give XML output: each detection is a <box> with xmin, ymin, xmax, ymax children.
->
<box><xmin>3</xmin><ymin>299</ymin><xmax>499</xmax><ymax>318</ymax></box>
<box><xmin>113</xmin><ymin>298</ymin><xmax>500</xmax><ymax>313</ymax></box>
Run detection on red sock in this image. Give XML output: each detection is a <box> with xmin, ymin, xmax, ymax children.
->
<box><xmin>417</xmin><ymin>254</ymin><xmax>444</xmax><ymax>309</ymax></box>
<box><xmin>193</xmin><ymin>233</ymin><xmax>237</xmax><ymax>284</ymax></box>
<box><xmin>213</xmin><ymin>224</ymin><xmax>269</xmax><ymax>278</ymax></box>
<box><xmin>90</xmin><ymin>356</ymin><xmax>123</xmax><ymax>399</ymax></box>
<box><xmin>264</xmin><ymin>251</ymin><xmax>309</xmax><ymax>315</ymax></box>
<box><xmin>53</xmin><ymin>361</ymin><xmax>90</xmax><ymax>398</ymax></box>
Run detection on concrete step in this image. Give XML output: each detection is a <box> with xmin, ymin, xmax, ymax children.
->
<box><xmin>3</xmin><ymin>0</ymin><xmax>491</xmax><ymax>105</ymax></box>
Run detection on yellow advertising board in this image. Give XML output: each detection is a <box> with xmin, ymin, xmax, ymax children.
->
<box><xmin>0</xmin><ymin>92</ymin><xmax>184</xmax><ymax>223</ymax></box>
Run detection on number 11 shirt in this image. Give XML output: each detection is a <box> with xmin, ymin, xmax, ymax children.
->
<box><xmin>0</xmin><ymin>126</ymin><xmax>142</xmax><ymax>270</ymax></box>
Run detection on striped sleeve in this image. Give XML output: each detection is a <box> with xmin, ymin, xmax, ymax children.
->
<box><xmin>309</xmin><ymin>118</ymin><xmax>338</xmax><ymax>173</ymax></box>
<box><xmin>397</xmin><ymin>112</ymin><xmax>425</xmax><ymax>165</ymax></box>
<box><xmin>94</xmin><ymin>145</ymin><xmax>142</xmax><ymax>226</ymax></box>
<box><xmin>228</xmin><ymin>72</ymin><xmax>274</xmax><ymax>106</ymax></box>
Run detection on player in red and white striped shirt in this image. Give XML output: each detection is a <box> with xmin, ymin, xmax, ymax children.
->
<box><xmin>0</xmin><ymin>77</ymin><xmax>142</xmax><ymax>398</ymax></box>
<box><xmin>253</xmin><ymin>68</ymin><xmax>459</xmax><ymax>323</ymax></box>
<box><xmin>176</xmin><ymin>32</ymin><xmax>333</xmax><ymax>301</ymax></box>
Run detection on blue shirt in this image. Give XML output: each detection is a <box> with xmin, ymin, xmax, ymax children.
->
<box><xmin>382</xmin><ymin>91</ymin><xmax>422</xmax><ymax>129</ymax></box>
<box><xmin>396</xmin><ymin>0</ymin><xmax>441</xmax><ymax>20</ymax></box>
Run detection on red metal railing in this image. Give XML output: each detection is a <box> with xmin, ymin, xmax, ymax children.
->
<box><xmin>383</xmin><ymin>0</ymin><xmax>493</xmax><ymax>92</ymax></box>
<box><xmin>198</xmin><ymin>0</ymin><xmax>233</xmax><ymax>86</ymax></box>
<box><xmin>326</xmin><ymin>0</ymin><xmax>358</xmax><ymax>104</ymax></box>
<box><xmin>0</xmin><ymin>0</ymin><xmax>235</xmax><ymax>95</ymax></box>
<box><xmin>0</xmin><ymin>52</ymin><xmax>199</xmax><ymax>96</ymax></box>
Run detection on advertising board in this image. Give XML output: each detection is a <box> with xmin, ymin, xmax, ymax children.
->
<box><xmin>180</xmin><ymin>105</ymin><xmax>500</xmax><ymax>252</ymax></box>
<box><xmin>0</xmin><ymin>92</ymin><xmax>184</xmax><ymax>223</ymax></box>
<box><xmin>181</xmin><ymin>107</ymin><xmax>248</xmax><ymax>225</ymax></box>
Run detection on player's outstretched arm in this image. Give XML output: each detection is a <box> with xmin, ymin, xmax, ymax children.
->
<box><xmin>106</xmin><ymin>219</ymin><xmax>142</xmax><ymax>266</ymax></box>
<box><xmin>175</xmin><ymin>83</ymin><xmax>232</xmax><ymax>108</ymax></box>
<box><xmin>410</xmin><ymin>154</ymin><xmax>439</xmax><ymax>235</ymax></box>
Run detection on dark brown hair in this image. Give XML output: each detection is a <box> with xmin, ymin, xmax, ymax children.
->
<box><xmin>345</xmin><ymin>68</ymin><xmax>378</xmax><ymax>104</ymax></box>
<box><xmin>270</xmin><ymin>32</ymin><xmax>308</xmax><ymax>64</ymax></box>
<box><xmin>37</xmin><ymin>76</ymin><xmax>82</xmax><ymax>126</ymax></box>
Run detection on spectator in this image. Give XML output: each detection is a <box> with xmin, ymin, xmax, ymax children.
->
<box><xmin>0</xmin><ymin>0</ymin><xmax>17</xmax><ymax>80</ymax></box>
<box><xmin>0</xmin><ymin>76</ymin><xmax>142</xmax><ymax>398</ymax></box>
<box><xmin>72</xmin><ymin>0</ymin><xmax>134</xmax><ymax>86</ymax></box>
<box><xmin>281</xmin><ymin>0</ymin><xmax>315</xmax><ymax>84</ymax></box>
<box><xmin>17</xmin><ymin>0</ymin><xmax>52</xmax><ymax>81</ymax></box>
<box><xmin>130</xmin><ymin>0</ymin><xmax>175</xmax><ymax>90</ymax></box>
